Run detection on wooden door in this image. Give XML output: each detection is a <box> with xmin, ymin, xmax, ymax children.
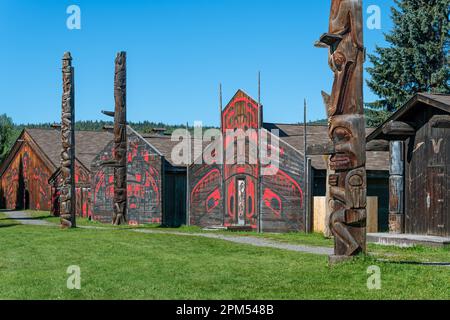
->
<box><xmin>164</xmin><ymin>172</ymin><xmax>187</xmax><ymax>227</ymax></box>
<box><xmin>427</xmin><ymin>166</ymin><xmax>446</xmax><ymax>236</ymax></box>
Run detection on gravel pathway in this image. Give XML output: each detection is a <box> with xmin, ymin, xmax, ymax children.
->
<box><xmin>132</xmin><ymin>229</ymin><xmax>334</xmax><ymax>255</ymax></box>
<box><xmin>2</xmin><ymin>211</ymin><xmax>56</xmax><ymax>226</ymax></box>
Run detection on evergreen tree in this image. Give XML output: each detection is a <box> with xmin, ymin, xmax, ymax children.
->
<box><xmin>366</xmin><ymin>0</ymin><xmax>449</xmax><ymax>126</ymax></box>
<box><xmin>0</xmin><ymin>114</ymin><xmax>15</xmax><ymax>163</ymax></box>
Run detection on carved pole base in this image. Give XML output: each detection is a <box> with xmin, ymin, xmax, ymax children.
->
<box><xmin>112</xmin><ymin>214</ymin><xmax>126</xmax><ymax>226</ymax></box>
<box><xmin>60</xmin><ymin>214</ymin><xmax>72</xmax><ymax>229</ymax></box>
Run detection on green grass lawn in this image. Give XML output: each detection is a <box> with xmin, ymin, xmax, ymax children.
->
<box><xmin>1</xmin><ymin>211</ymin><xmax>449</xmax><ymax>299</ymax></box>
<box><xmin>12</xmin><ymin>210</ymin><xmax>450</xmax><ymax>263</ymax></box>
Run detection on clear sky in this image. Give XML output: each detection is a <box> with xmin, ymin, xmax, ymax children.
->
<box><xmin>0</xmin><ymin>0</ymin><xmax>394</xmax><ymax>126</ymax></box>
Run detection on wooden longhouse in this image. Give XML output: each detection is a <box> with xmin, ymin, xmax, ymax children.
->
<box><xmin>367</xmin><ymin>93</ymin><xmax>450</xmax><ymax>237</ymax></box>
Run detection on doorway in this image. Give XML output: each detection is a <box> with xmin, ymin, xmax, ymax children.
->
<box><xmin>24</xmin><ymin>190</ymin><xmax>30</xmax><ymax>210</ymax></box>
<box><xmin>236</xmin><ymin>178</ymin><xmax>246</xmax><ymax>226</ymax></box>
<box><xmin>427</xmin><ymin>166</ymin><xmax>446</xmax><ymax>236</ymax></box>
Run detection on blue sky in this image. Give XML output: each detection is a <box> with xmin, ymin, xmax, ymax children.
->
<box><xmin>0</xmin><ymin>0</ymin><xmax>394</xmax><ymax>126</ymax></box>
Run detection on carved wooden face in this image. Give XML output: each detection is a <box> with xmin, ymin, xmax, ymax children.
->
<box><xmin>329</xmin><ymin>115</ymin><xmax>365</xmax><ymax>170</ymax></box>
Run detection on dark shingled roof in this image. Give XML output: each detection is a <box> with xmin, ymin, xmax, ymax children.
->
<box><xmin>141</xmin><ymin>125</ymin><xmax>389</xmax><ymax>171</ymax></box>
<box><xmin>143</xmin><ymin>134</ymin><xmax>210</xmax><ymax>167</ymax></box>
<box><xmin>263</xmin><ymin>123</ymin><xmax>389</xmax><ymax>171</ymax></box>
<box><xmin>26</xmin><ymin>128</ymin><xmax>113</xmax><ymax>171</ymax></box>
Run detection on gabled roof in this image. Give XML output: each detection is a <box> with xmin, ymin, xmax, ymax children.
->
<box><xmin>143</xmin><ymin>134</ymin><xmax>211</xmax><ymax>167</ymax></box>
<box><xmin>367</xmin><ymin>93</ymin><xmax>450</xmax><ymax>142</ymax></box>
<box><xmin>264</xmin><ymin>123</ymin><xmax>389</xmax><ymax>171</ymax></box>
<box><xmin>222</xmin><ymin>89</ymin><xmax>261</xmax><ymax>115</ymax></box>
<box><xmin>0</xmin><ymin>128</ymin><xmax>113</xmax><ymax>177</ymax></box>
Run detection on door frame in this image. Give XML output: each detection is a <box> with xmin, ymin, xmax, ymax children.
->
<box><xmin>236</xmin><ymin>177</ymin><xmax>247</xmax><ymax>226</ymax></box>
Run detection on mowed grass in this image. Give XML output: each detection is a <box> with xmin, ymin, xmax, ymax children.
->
<box><xmin>0</xmin><ymin>212</ymin><xmax>449</xmax><ymax>300</ymax></box>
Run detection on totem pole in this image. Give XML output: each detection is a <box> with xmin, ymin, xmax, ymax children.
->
<box><xmin>60</xmin><ymin>52</ymin><xmax>76</xmax><ymax>228</ymax></box>
<box><xmin>112</xmin><ymin>52</ymin><xmax>127</xmax><ymax>225</ymax></box>
<box><xmin>317</xmin><ymin>0</ymin><xmax>367</xmax><ymax>261</ymax></box>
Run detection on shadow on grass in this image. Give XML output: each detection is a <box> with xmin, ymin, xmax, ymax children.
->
<box><xmin>0</xmin><ymin>223</ymin><xmax>20</xmax><ymax>228</ymax></box>
<box><xmin>377</xmin><ymin>259</ymin><xmax>450</xmax><ymax>267</ymax></box>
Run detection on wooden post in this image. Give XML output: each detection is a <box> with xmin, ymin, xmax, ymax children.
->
<box><xmin>112</xmin><ymin>52</ymin><xmax>127</xmax><ymax>225</ymax></box>
<box><xmin>303</xmin><ymin>99</ymin><xmax>308</xmax><ymax>232</ymax></box>
<box><xmin>257</xmin><ymin>72</ymin><xmax>262</xmax><ymax>233</ymax></box>
<box><xmin>317</xmin><ymin>0</ymin><xmax>367</xmax><ymax>261</ymax></box>
<box><xmin>306</xmin><ymin>158</ymin><xmax>312</xmax><ymax>233</ymax></box>
<box><xmin>186</xmin><ymin>122</ymin><xmax>190</xmax><ymax>226</ymax></box>
<box><xmin>389</xmin><ymin>141</ymin><xmax>404</xmax><ymax>234</ymax></box>
<box><xmin>60</xmin><ymin>52</ymin><xmax>76</xmax><ymax>229</ymax></box>
<box><xmin>219</xmin><ymin>84</ymin><xmax>225</xmax><ymax>227</ymax></box>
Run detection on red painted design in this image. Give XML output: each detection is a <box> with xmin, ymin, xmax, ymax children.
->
<box><xmin>206</xmin><ymin>188</ymin><xmax>220</xmax><ymax>213</ymax></box>
<box><xmin>263</xmin><ymin>188</ymin><xmax>282</xmax><ymax>217</ymax></box>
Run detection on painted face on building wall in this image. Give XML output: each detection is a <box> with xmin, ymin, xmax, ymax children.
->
<box><xmin>329</xmin><ymin>115</ymin><xmax>365</xmax><ymax>171</ymax></box>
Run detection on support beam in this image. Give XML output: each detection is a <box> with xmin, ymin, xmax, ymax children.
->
<box><xmin>382</xmin><ymin>121</ymin><xmax>415</xmax><ymax>136</ymax></box>
<box><xmin>306</xmin><ymin>143</ymin><xmax>335</xmax><ymax>156</ymax></box>
<box><xmin>366</xmin><ymin>139</ymin><xmax>389</xmax><ymax>152</ymax></box>
<box><xmin>101</xmin><ymin>110</ymin><xmax>115</xmax><ymax>118</ymax></box>
<box><xmin>430</xmin><ymin>115</ymin><xmax>450</xmax><ymax>128</ymax></box>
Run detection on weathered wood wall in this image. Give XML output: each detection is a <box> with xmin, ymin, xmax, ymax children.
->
<box><xmin>189</xmin><ymin>159</ymin><xmax>223</xmax><ymax>227</ymax></box>
<box><xmin>260</xmin><ymin>132</ymin><xmax>305</xmax><ymax>232</ymax></box>
<box><xmin>405</xmin><ymin>108</ymin><xmax>450</xmax><ymax>236</ymax></box>
<box><xmin>188</xmin><ymin>90</ymin><xmax>306</xmax><ymax>233</ymax></box>
<box><xmin>91</xmin><ymin>127</ymin><xmax>163</xmax><ymax>224</ymax></box>
<box><xmin>0</xmin><ymin>136</ymin><xmax>53</xmax><ymax>211</ymax></box>
<box><xmin>222</xmin><ymin>90</ymin><xmax>259</xmax><ymax>229</ymax></box>
<box><xmin>50</xmin><ymin>162</ymin><xmax>91</xmax><ymax>217</ymax></box>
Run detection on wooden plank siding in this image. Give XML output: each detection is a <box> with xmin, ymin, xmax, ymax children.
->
<box><xmin>405</xmin><ymin>107</ymin><xmax>450</xmax><ymax>236</ymax></box>
<box><xmin>91</xmin><ymin>127</ymin><xmax>163</xmax><ymax>225</ymax></box>
<box><xmin>260</xmin><ymin>130</ymin><xmax>305</xmax><ymax>232</ymax></box>
<box><xmin>0</xmin><ymin>132</ymin><xmax>54</xmax><ymax>211</ymax></box>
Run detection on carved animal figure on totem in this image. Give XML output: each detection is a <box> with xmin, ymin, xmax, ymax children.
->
<box><xmin>60</xmin><ymin>52</ymin><xmax>76</xmax><ymax>228</ymax></box>
<box><xmin>319</xmin><ymin>0</ymin><xmax>367</xmax><ymax>257</ymax></box>
<box><xmin>112</xmin><ymin>52</ymin><xmax>127</xmax><ymax>225</ymax></box>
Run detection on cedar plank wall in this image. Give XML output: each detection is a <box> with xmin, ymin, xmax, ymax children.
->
<box><xmin>91</xmin><ymin>128</ymin><xmax>163</xmax><ymax>224</ymax></box>
<box><xmin>222</xmin><ymin>91</ymin><xmax>259</xmax><ymax>229</ymax></box>
<box><xmin>260</xmin><ymin>131</ymin><xmax>305</xmax><ymax>232</ymax></box>
<box><xmin>0</xmin><ymin>136</ymin><xmax>53</xmax><ymax>211</ymax></box>
<box><xmin>405</xmin><ymin>107</ymin><xmax>450</xmax><ymax>236</ymax></box>
<box><xmin>189</xmin><ymin>160</ymin><xmax>223</xmax><ymax>227</ymax></box>
<box><xmin>188</xmin><ymin>90</ymin><xmax>306</xmax><ymax>232</ymax></box>
<box><xmin>75</xmin><ymin>164</ymin><xmax>92</xmax><ymax>218</ymax></box>
<box><xmin>50</xmin><ymin>162</ymin><xmax>91</xmax><ymax>217</ymax></box>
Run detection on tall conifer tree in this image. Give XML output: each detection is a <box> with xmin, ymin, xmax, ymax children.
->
<box><xmin>366</xmin><ymin>0</ymin><xmax>449</xmax><ymax>126</ymax></box>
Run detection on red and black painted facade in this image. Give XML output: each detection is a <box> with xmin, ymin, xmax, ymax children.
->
<box><xmin>49</xmin><ymin>162</ymin><xmax>92</xmax><ymax>218</ymax></box>
<box><xmin>0</xmin><ymin>138</ymin><xmax>53</xmax><ymax>211</ymax></box>
<box><xmin>189</xmin><ymin>90</ymin><xmax>306</xmax><ymax>232</ymax></box>
<box><xmin>91</xmin><ymin>127</ymin><xmax>163</xmax><ymax>225</ymax></box>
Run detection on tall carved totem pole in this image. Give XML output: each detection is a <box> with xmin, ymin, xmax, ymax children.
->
<box><xmin>318</xmin><ymin>0</ymin><xmax>367</xmax><ymax>260</ymax></box>
<box><xmin>60</xmin><ymin>52</ymin><xmax>76</xmax><ymax>228</ymax></box>
<box><xmin>112</xmin><ymin>52</ymin><xmax>127</xmax><ymax>225</ymax></box>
